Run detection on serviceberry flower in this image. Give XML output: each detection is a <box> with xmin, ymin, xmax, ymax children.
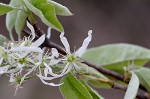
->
<box><xmin>0</xmin><ymin>19</ymin><xmax>93</xmax><ymax>93</ymax></box>
<box><xmin>37</xmin><ymin>30</ymin><xmax>92</xmax><ymax>86</ymax></box>
<box><xmin>59</xmin><ymin>30</ymin><xmax>92</xmax><ymax>75</ymax></box>
<box><xmin>0</xmin><ymin>22</ymin><xmax>48</xmax><ymax>93</ymax></box>
<box><xmin>37</xmin><ymin>48</ymin><xmax>63</xmax><ymax>86</ymax></box>
<box><xmin>37</xmin><ymin>27</ymin><xmax>63</xmax><ymax>86</ymax></box>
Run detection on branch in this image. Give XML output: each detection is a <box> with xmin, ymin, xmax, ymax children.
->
<box><xmin>78</xmin><ymin>72</ymin><xmax>146</xmax><ymax>99</ymax></box>
<box><xmin>23</xmin><ymin>29</ymin><xmax>124</xmax><ymax>81</ymax></box>
<box><xmin>23</xmin><ymin>27</ymin><xmax>148</xmax><ymax>89</ymax></box>
<box><xmin>22</xmin><ymin>24</ymin><xmax>148</xmax><ymax>99</ymax></box>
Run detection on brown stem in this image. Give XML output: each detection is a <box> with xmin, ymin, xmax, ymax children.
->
<box><xmin>112</xmin><ymin>82</ymin><xmax>147</xmax><ymax>99</ymax></box>
<box><xmin>22</xmin><ymin>23</ymin><xmax>148</xmax><ymax>99</ymax></box>
<box><xmin>23</xmin><ymin>28</ymin><xmax>148</xmax><ymax>91</ymax></box>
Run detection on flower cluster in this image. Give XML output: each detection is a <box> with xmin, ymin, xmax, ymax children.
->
<box><xmin>0</xmin><ymin>22</ymin><xmax>92</xmax><ymax>93</ymax></box>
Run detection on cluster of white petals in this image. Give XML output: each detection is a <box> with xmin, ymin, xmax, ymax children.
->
<box><xmin>0</xmin><ymin>21</ymin><xmax>92</xmax><ymax>93</ymax></box>
<box><xmin>58</xmin><ymin>31</ymin><xmax>92</xmax><ymax>76</ymax></box>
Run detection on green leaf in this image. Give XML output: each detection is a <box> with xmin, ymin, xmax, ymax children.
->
<box><xmin>103</xmin><ymin>60</ymin><xmax>148</xmax><ymax>74</ymax></box>
<box><xmin>75</xmin><ymin>62</ymin><xmax>111</xmax><ymax>88</ymax></box>
<box><xmin>88</xmin><ymin>76</ymin><xmax>127</xmax><ymax>89</ymax></box>
<box><xmin>60</xmin><ymin>73</ymin><xmax>93</xmax><ymax>99</ymax></box>
<box><xmin>0</xmin><ymin>3</ymin><xmax>14</xmax><ymax>15</ymax></box>
<box><xmin>29</xmin><ymin>0</ymin><xmax>47</xmax><ymax>5</ymax></box>
<box><xmin>6</xmin><ymin>10</ymin><xmax>18</xmax><ymax>33</ymax></box>
<box><xmin>48</xmin><ymin>0</ymin><xmax>73</xmax><ymax>16</ymax></box>
<box><xmin>80</xmin><ymin>80</ymin><xmax>104</xmax><ymax>99</ymax></box>
<box><xmin>8</xmin><ymin>0</ymin><xmax>23</xmax><ymax>7</ymax></box>
<box><xmin>15</xmin><ymin>7</ymin><xmax>27</xmax><ymax>34</ymax></box>
<box><xmin>6</xmin><ymin>0</ymin><xmax>23</xmax><ymax>33</ymax></box>
<box><xmin>75</xmin><ymin>62</ymin><xmax>109</xmax><ymax>80</ymax></box>
<box><xmin>24</xmin><ymin>0</ymin><xmax>64</xmax><ymax>32</ymax></box>
<box><xmin>0</xmin><ymin>34</ymin><xmax>6</xmax><ymax>46</ymax></box>
<box><xmin>124</xmin><ymin>72</ymin><xmax>139</xmax><ymax>99</ymax></box>
<box><xmin>88</xmin><ymin>80</ymin><xmax>111</xmax><ymax>89</ymax></box>
<box><xmin>83</xmin><ymin>43</ymin><xmax>150</xmax><ymax>74</ymax></box>
<box><xmin>134</xmin><ymin>67</ymin><xmax>150</xmax><ymax>92</ymax></box>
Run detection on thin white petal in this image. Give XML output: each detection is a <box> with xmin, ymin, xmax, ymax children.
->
<box><xmin>51</xmin><ymin>48</ymin><xmax>59</xmax><ymax>58</ymax></box>
<box><xmin>20</xmin><ymin>66</ymin><xmax>37</xmax><ymax>85</ymax></box>
<box><xmin>10</xmin><ymin>47</ymin><xmax>43</xmax><ymax>53</ymax></box>
<box><xmin>64</xmin><ymin>64</ymin><xmax>73</xmax><ymax>74</ymax></box>
<box><xmin>44</xmin><ymin>68</ymin><xmax>48</xmax><ymax>77</ymax></box>
<box><xmin>49</xmin><ymin>59</ymin><xmax>61</xmax><ymax>66</ymax></box>
<box><xmin>31</xmin><ymin>34</ymin><xmax>45</xmax><ymax>47</ymax></box>
<box><xmin>37</xmin><ymin>74</ymin><xmax>61</xmax><ymax>80</ymax></box>
<box><xmin>60</xmin><ymin>63</ymin><xmax>72</xmax><ymax>75</ymax></box>
<box><xmin>60</xmin><ymin>32</ymin><xmax>70</xmax><ymax>53</ymax></box>
<box><xmin>0</xmin><ymin>66</ymin><xmax>9</xmax><ymax>74</ymax></box>
<box><xmin>73</xmin><ymin>62</ymin><xmax>81</xmax><ymax>70</ymax></box>
<box><xmin>47</xmin><ymin>27</ymin><xmax>51</xmax><ymax>39</ymax></box>
<box><xmin>39</xmin><ymin>77</ymin><xmax>62</xmax><ymax>86</ymax></box>
<box><xmin>7</xmin><ymin>64</ymin><xmax>23</xmax><ymax>73</ymax></box>
<box><xmin>46</xmin><ymin>48</ymin><xmax>59</xmax><ymax>59</ymax></box>
<box><xmin>26</xmin><ymin>58</ymin><xmax>36</xmax><ymax>64</ymax></box>
<box><xmin>38</xmin><ymin>66</ymin><xmax>62</xmax><ymax>81</ymax></box>
<box><xmin>36</xmin><ymin>53</ymin><xmax>43</xmax><ymax>64</ymax></box>
<box><xmin>0</xmin><ymin>58</ymin><xmax>3</xmax><ymax>65</ymax></box>
<box><xmin>75</xmin><ymin>30</ymin><xmax>92</xmax><ymax>57</ymax></box>
<box><xmin>44</xmin><ymin>63</ymin><xmax>60</xmax><ymax>77</ymax></box>
<box><xmin>9</xmin><ymin>73</ymin><xmax>15</xmax><ymax>82</ymax></box>
<box><xmin>27</xmin><ymin>21</ymin><xmax>35</xmax><ymax>40</ymax></box>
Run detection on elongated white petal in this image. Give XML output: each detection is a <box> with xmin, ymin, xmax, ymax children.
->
<box><xmin>0</xmin><ymin>66</ymin><xmax>9</xmax><ymax>74</ymax></box>
<box><xmin>39</xmin><ymin>77</ymin><xmax>62</xmax><ymax>86</ymax></box>
<box><xmin>47</xmin><ymin>27</ymin><xmax>51</xmax><ymax>39</ymax></box>
<box><xmin>46</xmin><ymin>48</ymin><xmax>59</xmax><ymax>59</ymax></box>
<box><xmin>73</xmin><ymin>62</ymin><xmax>81</xmax><ymax>70</ymax></box>
<box><xmin>38</xmin><ymin>67</ymin><xmax>62</xmax><ymax>86</ymax></box>
<box><xmin>75</xmin><ymin>30</ymin><xmax>92</xmax><ymax>57</ymax></box>
<box><xmin>60</xmin><ymin>32</ymin><xmax>70</xmax><ymax>53</ymax></box>
<box><xmin>51</xmin><ymin>48</ymin><xmax>59</xmax><ymax>58</ymax></box>
<box><xmin>20</xmin><ymin>66</ymin><xmax>37</xmax><ymax>85</ymax></box>
<box><xmin>26</xmin><ymin>58</ymin><xmax>36</xmax><ymax>64</ymax></box>
<box><xmin>7</xmin><ymin>64</ymin><xmax>23</xmax><ymax>73</ymax></box>
<box><xmin>37</xmin><ymin>74</ymin><xmax>61</xmax><ymax>80</ymax></box>
<box><xmin>63</xmin><ymin>64</ymin><xmax>73</xmax><ymax>76</ymax></box>
<box><xmin>27</xmin><ymin>21</ymin><xmax>35</xmax><ymax>40</ymax></box>
<box><xmin>37</xmin><ymin>53</ymin><xmax>43</xmax><ymax>63</ymax></box>
<box><xmin>66</xmin><ymin>64</ymin><xmax>73</xmax><ymax>73</ymax></box>
<box><xmin>49</xmin><ymin>59</ymin><xmax>61</xmax><ymax>66</ymax></box>
<box><xmin>44</xmin><ymin>68</ymin><xmax>48</xmax><ymax>77</ymax></box>
<box><xmin>60</xmin><ymin>63</ymin><xmax>73</xmax><ymax>76</ymax></box>
<box><xmin>10</xmin><ymin>47</ymin><xmax>43</xmax><ymax>53</ymax></box>
<box><xmin>31</xmin><ymin>34</ymin><xmax>45</xmax><ymax>47</ymax></box>
<box><xmin>9</xmin><ymin>73</ymin><xmax>15</xmax><ymax>82</ymax></box>
<box><xmin>0</xmin><ymin>58</ymin><xmax>3</xmax><ymax>65</ymax></box>
<box><xmin>44</xmin><ymin>63</ymin><xmax>60</xmax><ymax>77</ymax></box>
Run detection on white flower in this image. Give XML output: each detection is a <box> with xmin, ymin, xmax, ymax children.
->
<box><xmin>36</xmin><ymin>29</ymin><xmax>92</xmax><ymax>87</ymax></box>
<box><xmin>59</xmin><ymin>30</ymin><xmax>92</xmax><ymax>75</ymax></box>
<box><xmin>6</xmin><ymin>22</ymin><xmax>45</xmax><ymax>74</ymax></box>
<box><xmin>0</xmin><ymin>22</ymin><xmax>47</xmax><ymax>90</ymax></box>
<box><xmin>37</xmin><ymin>48</ymin><xmax>63</xmax><ymax>86</ymax></box>
<box><xmin>31</xmin><ymin>27</ymin><xmax>63</xmax><ymax>86</ymax></box>
<box><xmin>10</xmin><ymin>22</ymin><xmax>45</xmax><ymax>52</ymax></box>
